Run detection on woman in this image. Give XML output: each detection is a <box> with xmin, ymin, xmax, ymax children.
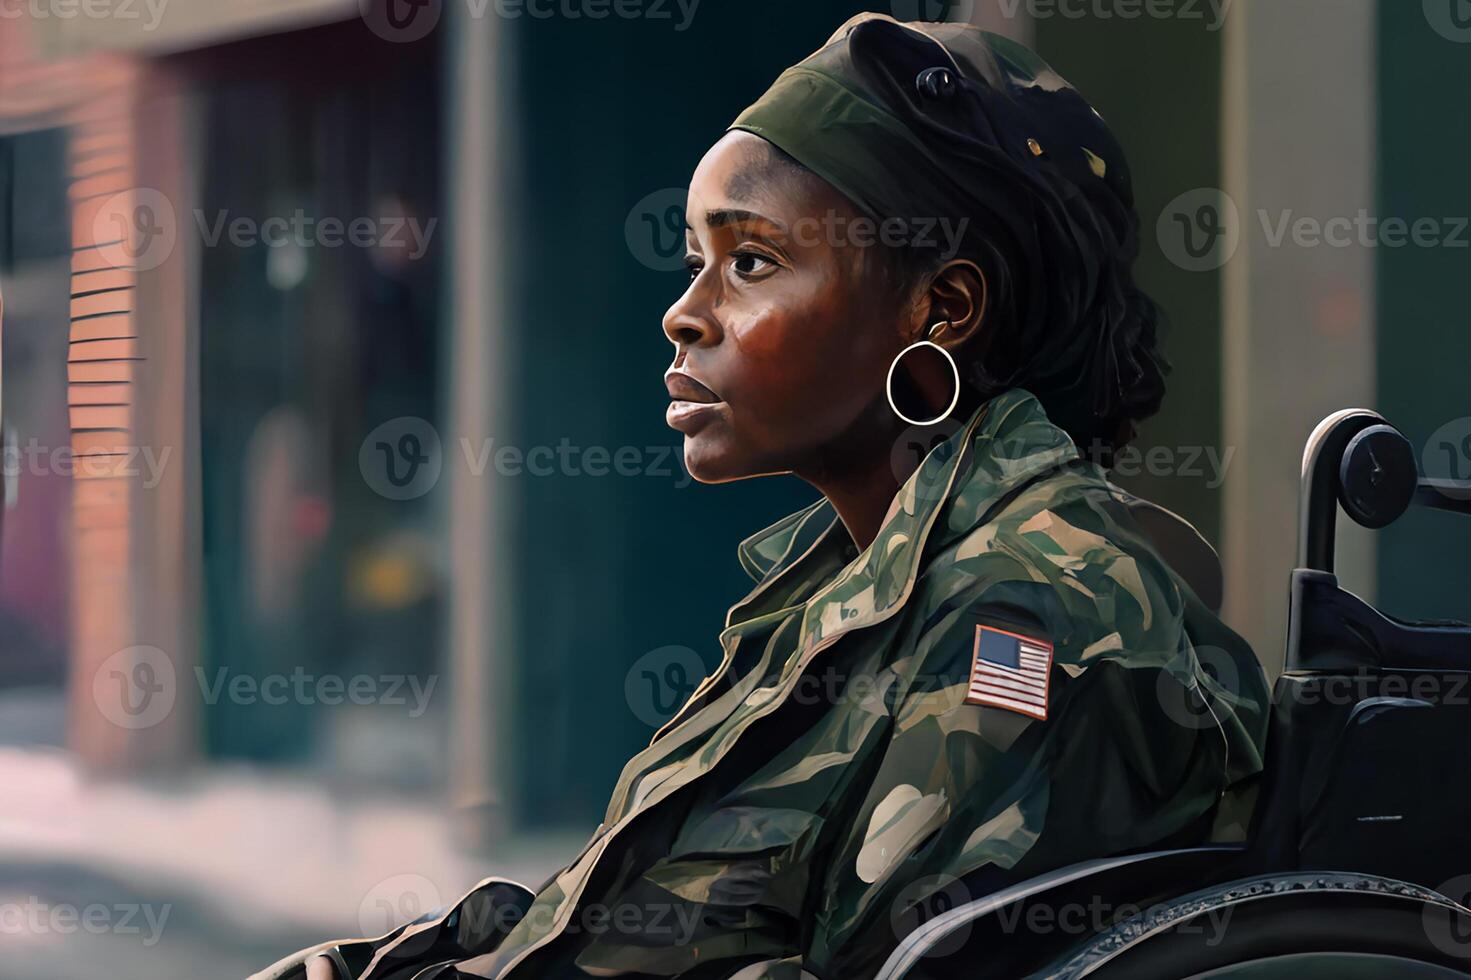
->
<box><xmin>272</xmin><ymin>13</ymin><xmax>1268</xmax><ymax>980</ymax></box>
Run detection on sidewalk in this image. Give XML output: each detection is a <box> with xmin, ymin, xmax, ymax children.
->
<box><xmin>0</xmin><ymin>746</ymin><xmax>585</xmax><ymax>979</ymax></box>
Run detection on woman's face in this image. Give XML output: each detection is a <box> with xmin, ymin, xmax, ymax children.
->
<box><xmin>663</xmin><ymin>131</ymin><xmax>915</xmax><ymax>485</ymax></box>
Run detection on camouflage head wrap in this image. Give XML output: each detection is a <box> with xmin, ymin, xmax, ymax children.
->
<box><xmin>729</xmin><ymin>13</ymin><xmax>1167</xmax><ymax>456</ymax></box>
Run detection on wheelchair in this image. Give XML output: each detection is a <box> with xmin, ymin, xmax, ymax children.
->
<box><xmin>873</xmin><ymin>409</ymin><xmax>1471</xmax><ymax>978</ymax></box>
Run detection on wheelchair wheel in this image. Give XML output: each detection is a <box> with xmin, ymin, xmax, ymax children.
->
<box><xmin>1041</xmin><ymin>873</ymin><xmax>1471</xmax><ymax>979</ymax></box>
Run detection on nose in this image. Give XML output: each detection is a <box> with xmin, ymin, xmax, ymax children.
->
<box><xmin>662</xmin><ymin>282</ymin><xmax>722</xmax><ymax>350</ymax></box>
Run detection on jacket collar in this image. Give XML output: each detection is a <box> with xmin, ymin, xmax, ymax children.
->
<box><xmin>734</xmin><ymin>388</ymin><xmax>1080</xmax><ymax>603</ymax></box>
<box><xmin>615</xmin><ymin>390</ymin><xmax>1079</xmax><ymax>820</ymax></box>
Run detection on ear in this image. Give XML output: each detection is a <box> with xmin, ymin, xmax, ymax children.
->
<box><xmin>913</xmin><ymin>260</ymin><xmax>987</xmax><ymax>347</ymax></box>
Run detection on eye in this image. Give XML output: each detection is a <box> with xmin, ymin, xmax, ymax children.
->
<box><xmin>684</xmin><ymin>257</ymin><xmax>704</xmax><ymax>282</ymax></box>
<box><xmin>731</xmin><ymin>250</ymin><xmax>779</xmax><ymax>280</ymax></box>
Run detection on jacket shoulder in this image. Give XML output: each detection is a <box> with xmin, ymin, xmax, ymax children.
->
<box><xmin>925</xmin><ymin>466</ymin><xmax>1187</xmax><ymax>666</ymax></box>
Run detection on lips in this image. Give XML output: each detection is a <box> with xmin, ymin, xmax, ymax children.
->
<box><xmin>665</xmin><ymin>371</ymin><xmax>720</xmax><ymax>404</ymax></box>
<box><xmin>665</xmin><ymin>370</ymin><xmax>725</xmax><ymax>434</ymax></box>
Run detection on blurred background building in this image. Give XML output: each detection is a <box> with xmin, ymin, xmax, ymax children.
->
<box><xmin>0</xmin><ymin>0</ymin><xmax>1466</xmax><ymax>975</ymax></box>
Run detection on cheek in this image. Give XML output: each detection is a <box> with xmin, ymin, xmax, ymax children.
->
<box><xmin>725</xmin><ymin>297</ymin><xmax>887</xmax><ymax>431</ymax></box>
<box><xmin>728</xmin><ymin>306</ymin><xmax>839</xmax><ymax>405</ymax></box>
<box><xmin>729</xmin><ymin>278</ymin><xmax>875</xmax><ymax>373</ymax></box>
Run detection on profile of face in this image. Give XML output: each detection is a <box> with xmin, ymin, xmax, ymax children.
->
<box><xmin>663</xmin><ymin>131</ymin><xmax>984</xmax><ymax>489</ymax></box>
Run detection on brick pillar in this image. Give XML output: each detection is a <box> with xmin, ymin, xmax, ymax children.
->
<box><xmin>66</xmin><ymin>88</ymin><xmax>143</xmax><ymax>768</ymax></box>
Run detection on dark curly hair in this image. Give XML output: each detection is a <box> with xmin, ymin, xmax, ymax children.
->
<box><xmin>879</xmin><ymin>183</ymin><xmax>1171</xmax><ymax>467</ymax></box>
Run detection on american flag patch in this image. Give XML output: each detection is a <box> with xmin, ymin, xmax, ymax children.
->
<box><xmin>965</xmin><ymin>625</ymin><xmax>1054</xmax><ymax>720</ymax></box>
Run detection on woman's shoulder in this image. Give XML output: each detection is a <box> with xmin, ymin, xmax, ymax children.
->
<box><xmin>924</xmin><ymin>464</ymin><xmax>1191</xmax><ymax>664</ymax></box>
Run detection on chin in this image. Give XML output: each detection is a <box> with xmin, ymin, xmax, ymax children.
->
<box><xmin>681</xmin><ymin>436</ymin><xmax>793</xmax><ymax>487</ymax></box>
<box><xmin>681</xmin><ymin>437</ymin><xmax>738</xmax><ymax>485</ymax></box>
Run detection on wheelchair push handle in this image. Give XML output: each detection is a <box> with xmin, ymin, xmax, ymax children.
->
<box><xmin>1294</xmin><ymin>406</ymin><xmax>1471</xmax><ymax>573</ymax></box>
<box><xmin>1299</xmin><ymin>409</ymin><xmax>1471</xmax><ymax>574</ymax></box>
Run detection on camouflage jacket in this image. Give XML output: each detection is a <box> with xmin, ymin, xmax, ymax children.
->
<box><xmin>254</xmin><ymin>389</ymin><xmax>1269</xmax><ymax>980</ymax></box>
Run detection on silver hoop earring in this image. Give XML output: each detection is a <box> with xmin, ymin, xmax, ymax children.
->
<box><xmin>886</xmin><ymin>322</ymin><xmax>960</xmax><ymax>427</ymax></box>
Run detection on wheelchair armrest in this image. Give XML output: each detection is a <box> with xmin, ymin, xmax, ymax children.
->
<box><xmin>875</xmin><ymin>845</ymin><xmax>1243</xmax><ymax>980</ymax></box>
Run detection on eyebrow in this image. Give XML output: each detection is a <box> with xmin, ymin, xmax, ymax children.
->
<box><xmin>690</xmin><ymin>208</ymin><xmax>786</xmax><ymax>233</ymax></box>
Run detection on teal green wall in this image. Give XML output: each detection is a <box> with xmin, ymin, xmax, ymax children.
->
<box><xmin>1376</xmin><ymin>3</ymin><xmax>1471</xmax><ymax>622</ymax></box>
<box><xmin>505</xmin><ymin>3</ymin><xmax>884</xmax><ymax>824</ymax></box>
<box><xmin>1036</xmin><ymin>15</ymin><xmax>1226</xmax><ymax>547</ymax></box>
